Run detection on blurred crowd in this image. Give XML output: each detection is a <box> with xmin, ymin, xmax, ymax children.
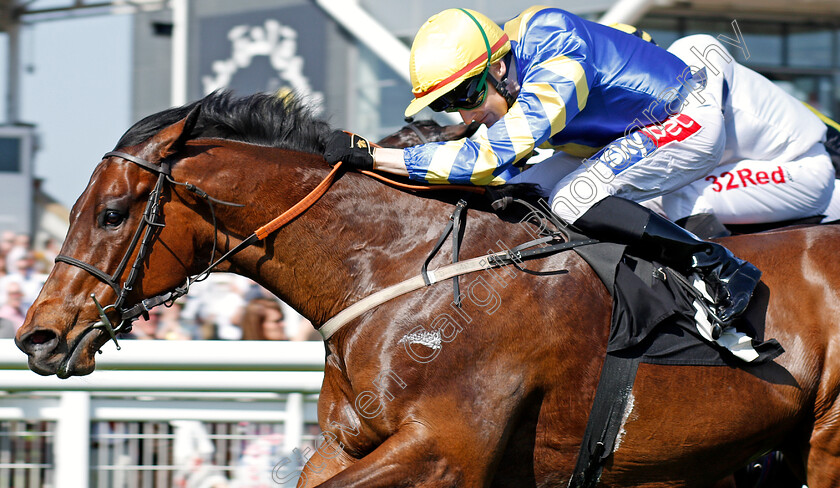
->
<box><xmin>0</xmin><ymin>230</ymin><xmax>321</xmax><ymax>341</ymax></box>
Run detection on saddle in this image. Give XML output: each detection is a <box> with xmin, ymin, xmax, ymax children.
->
<box><xmin>483</xmin><ymin>185</ymin><xmax>782</xmax><ymax>363</ymax></box>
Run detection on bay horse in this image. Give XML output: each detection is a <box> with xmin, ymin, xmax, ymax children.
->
<box><xmin>15</xmin><ymin>91</ymin><xmax>840</xmax><ymax>487</ymax></box>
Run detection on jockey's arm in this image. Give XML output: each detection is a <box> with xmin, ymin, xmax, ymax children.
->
<box><xmin>372</xmin><ymin>147</ymin><xmax>410</xmax><ymax>177</ymax></box>
<box><xmin>395</xmin><ymin>50</ymin><xmax>592</xmax><ymax>185</ymax></box>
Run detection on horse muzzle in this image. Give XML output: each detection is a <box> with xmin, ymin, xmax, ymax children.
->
<box><xmin>16</xmin><ymin>325</ymin><xmax>102</xmax><ymax>378</ymax></box>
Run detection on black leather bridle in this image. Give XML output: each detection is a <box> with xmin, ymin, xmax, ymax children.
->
<box><xmin>55</xmin><ymin>150</ymin><xmax>246</xmax><ymax>349</ymax></box>
<box><xmin>51</xmin><ymin>140</ymin><xmax>485</xmax><ymax>351</ymax></box>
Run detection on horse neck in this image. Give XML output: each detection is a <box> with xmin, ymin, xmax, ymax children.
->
<box><xmin>182</xmin><ymin>140</ymin><xmax>460</xmax><ymax>326</ymax></box>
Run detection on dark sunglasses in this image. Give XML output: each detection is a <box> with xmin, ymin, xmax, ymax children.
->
<box><xmin>428</xmin><ymin>70</ymin><xmax>489</xmax><ymax>113</ymax></box>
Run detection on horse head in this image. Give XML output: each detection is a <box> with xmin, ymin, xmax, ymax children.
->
<box><xmin>14</xmin><ymin>92</ymin><xmax>348</xmax><ymax>377</ymax></box>
<box><xmin>14</xmin><ymin>105</ymin><xmax>215</xmax><ymax>376</ymax></box>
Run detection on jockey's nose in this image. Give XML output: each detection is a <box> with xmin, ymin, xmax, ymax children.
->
<box><xmin>457</xmin><ymin>109</ymin><xmax>478</xmax><ymax>126</ymax></box>
<box><xmin>16</xmin><ymin>328</ymin><xmax>59</xmax><ymax>357</ymax></box>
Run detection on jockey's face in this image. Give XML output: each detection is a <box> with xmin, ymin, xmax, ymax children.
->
<box><xmin>457</xmin><ymin>61</ymin><xmax>509</xmax><ymax>128</ymax></box>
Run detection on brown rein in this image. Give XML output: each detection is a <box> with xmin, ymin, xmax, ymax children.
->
<box><xmin>56</xmin><ymin>147</ymin><xmax>489</xmax><ymax>352</ymax></box>
<box><xmin>254</xmin><ymin>161</ymin><xmax>344</xmax><ymax>239</ymax></box>
<box><xmin>359</xmin><ymin>169</ymin><xmax>487</xmax><ymax>196</ymax></box>
<box><xmin>359</xmin><ymin>140</ymin><xmax>487</xmax><ymax>195</ymax></box>
<box><xmin>254</xmin><ymin>161</ymin><xmax>486</xmax><ymax>240</ymax></box>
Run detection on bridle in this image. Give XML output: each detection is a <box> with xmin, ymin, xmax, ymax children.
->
<box><xmin>55</xmin><ymin>150</ymin><xmax>246</xmax><ymax>349</ymax></box>
<box><xmin>53</xmin><ymin>144</ymin><xmax>483</xmax><ymax>351</ymax></box>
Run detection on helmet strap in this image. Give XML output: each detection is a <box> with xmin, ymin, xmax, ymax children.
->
<box><xmin>489</xmin><ymin>73</ymin><xmax>516</xmax><ymax>108</ymax></box>
<box><xmin>489</xmin><ymin>53</ymin><xmax>517</xmax><ymax>108</ymax></box>
<box><xmin>452</xmin><ymin>9</ymin><xmax>515</xmax><ymax>109</ymax></box>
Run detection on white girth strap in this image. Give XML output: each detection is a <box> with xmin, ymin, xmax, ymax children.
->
<box><xmin>318</xmin><ymin>250</ymin><xmax>510</xmax><ymax>340</ymax></box>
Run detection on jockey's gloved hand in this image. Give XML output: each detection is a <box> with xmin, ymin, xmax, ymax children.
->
<box><xmin>323</xmin><ymin>130</ymin><xmax>375</xmax><ymax>170</ymax></box>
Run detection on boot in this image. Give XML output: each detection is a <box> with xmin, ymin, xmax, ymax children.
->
<box><xmin>688</xmin><ymin>242</ymin><xmax>762</xmax><ymax>324</ymax></box>
<box><xmin>574</xmin><ymin>197</ymin><xmax>761</xmax><ymax>326</ymax></box>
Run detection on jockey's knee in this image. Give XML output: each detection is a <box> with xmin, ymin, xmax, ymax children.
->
<box><xmin>549</xmin><ymin>173</ymin><xmax>612</xmax><ymax>224</ymax></box>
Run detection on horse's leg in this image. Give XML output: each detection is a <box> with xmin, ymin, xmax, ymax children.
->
<box><xmin>297</xmin><ymin>448</ymin><xmax>357</xmax><ymax>487</ymax></box>
<box><xmin>804</xmin><ymin>342</ymin><xmax>840</xmax><ymax>487</ymax></box>
<box><xmin>807</xmin><ymin>415</ymin><xmax>840</xmax><ymax>487</ymax></box>
<box><xmin>309</xmin><ymin>422</ymin><xmax>497</xmax><ymax>488</ymax></box>
<box><xmin>806</xmin><ymin>444</ymin><xmax>840</xmax><ymax>488</ymax></box>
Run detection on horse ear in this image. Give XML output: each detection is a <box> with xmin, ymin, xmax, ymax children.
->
<box><xmin>151</xmin><ymin>103</ymin><xmax>202</xmax><ymax>160</ymax></box>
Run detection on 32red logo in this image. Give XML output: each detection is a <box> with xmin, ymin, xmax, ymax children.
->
<box><xmin>705</xmin><ymin>166</ymin><xmax>787</xmax><ymax>192</ymax></box>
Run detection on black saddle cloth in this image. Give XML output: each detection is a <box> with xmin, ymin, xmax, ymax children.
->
<box><xmin>572</xmin><ymin>238</ymin><xmax>783</xmax><ymax>366</ymax></box>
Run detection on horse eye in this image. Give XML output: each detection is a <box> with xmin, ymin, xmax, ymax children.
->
<box><xmin>100</xmin><ymin>209</ymin><xmax>125</xmax><ymax>228</ymax></box>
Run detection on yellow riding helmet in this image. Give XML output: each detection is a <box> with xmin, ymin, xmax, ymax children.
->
<box><xmin>405</xmin><ymin>8</ymin><xmax>511</xmax><ymax>117</ymax></box>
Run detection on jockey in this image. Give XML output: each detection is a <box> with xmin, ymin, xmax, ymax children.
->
<box><xmin>322</xmin><ymin>6</ymin><xmax>762</xmax><ymax>327</ymax></box>
<box><xmin>645</xmin><ymin>35</ymin><xmax>835</xmax><ymax>233</ymax></box>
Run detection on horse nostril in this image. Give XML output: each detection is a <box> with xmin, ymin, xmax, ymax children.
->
<box><xmin>19</xmin><ymin>329</ymin><xmax>58</xmax><ymax>354</ymax></box>
<box><xmin>29</xmin><ymin>330</ymin><xmax>55</xmax><ymax>345</ymax></box>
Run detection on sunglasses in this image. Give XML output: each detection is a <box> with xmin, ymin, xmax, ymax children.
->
<box><xmin>428</xmin><ymin>70</ymin><xmax>489</xmax><ymax>113</ymax></box>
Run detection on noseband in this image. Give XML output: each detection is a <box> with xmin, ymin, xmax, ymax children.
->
<box><xmin>55</xmin><ymin>151</ymin><xmax>244</xmax><ymax>349</ymax></box>
<box><xmin>52</xmin><ymin>144</ymin><xmax>477</xmax><ymax>351</ymax></box>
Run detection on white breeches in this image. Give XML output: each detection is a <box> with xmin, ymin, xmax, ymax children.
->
<box><xmin>509</xmin><ymin>101</ymin><xmax>834</xmax><ymax>225</ymax></box>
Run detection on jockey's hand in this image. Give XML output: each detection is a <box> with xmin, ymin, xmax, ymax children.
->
<box><xmin>323</xmin><ymin>130</ymin><xmax>375</xmax><ymax>170</ymax></box>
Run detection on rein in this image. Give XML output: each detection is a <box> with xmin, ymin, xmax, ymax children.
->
<box><xmin>363</xmin><ymin>137</ymin><xmax>486</xmax><ymax>195</ymax></box>
<box><xmin>55</xmin><ymin>151</ymin><xmax>340</xmax><ymax>350</ymax></box>
<box><xmin>360</xmin><ymin>169</ymin><xmax>485</xmax><ymax>195</ymax></box>
<box><xmin>53</xmin><ymin>147</ymin><xmax>483</xmax><ymax>351</ymax></box>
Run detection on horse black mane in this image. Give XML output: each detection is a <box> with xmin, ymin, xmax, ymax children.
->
<box><xmin>113</xmin><ymin>93</ymin><xmax>538</xmax><ymax>210</ymax></box>
<box><xmin>114</xmin><ymin>91</ymin><xmax>332</xmax><ymax>153</ymax></box>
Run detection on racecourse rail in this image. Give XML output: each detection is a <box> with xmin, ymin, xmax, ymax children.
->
<box><xmin>0</xmin><ymin>339</ymin><xmax>326</xmax><ymax>488</ymax></box>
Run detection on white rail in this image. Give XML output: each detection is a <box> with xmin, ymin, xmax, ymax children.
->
<box><xmin>0</xmin><ymin>339</ymin><xmax>326</xmax><ymax>488</ymax></box>
<box><xmin>0</xmin><ymin>339</ymin><xmax>325</xmax><ymax>392</ymax></box>
<box><xmin>0</xmin><ymin>339</ymin><xmax>326</xmax><ymax>370</ymax></box>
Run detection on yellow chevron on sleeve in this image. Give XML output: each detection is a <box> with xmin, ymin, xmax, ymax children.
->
<box><xmin>470</xmin><ymin>142</ymin><xmax>508</xmax><ymax>186</ymax></box>
<box><xmin>425</xmin><ymin>140</ymin><xmax>464</xmax><ymax>184</ymax></box>
<box><xmin>526</xmin><ymin>81</ymin><xmax>567</xmax><ymax>135</ymax></box>
<box><xmin>504</xmin><ymin>102</ymin><xmax>539</xmax><ymax>163</ymax></box>
<box><xmin>466</xmin><ymin>127</ymin><xmax>504</xmax><ymax>185</ymax></box>
<box><xmin>503</xmin><ymin>6</ymin><xmax>549</xmax><ymax>42</ymax></box>
<box><xmin>538</xmin><ymin>55</ymin><xmax>589</xmax><ymax>111</ymax></box>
